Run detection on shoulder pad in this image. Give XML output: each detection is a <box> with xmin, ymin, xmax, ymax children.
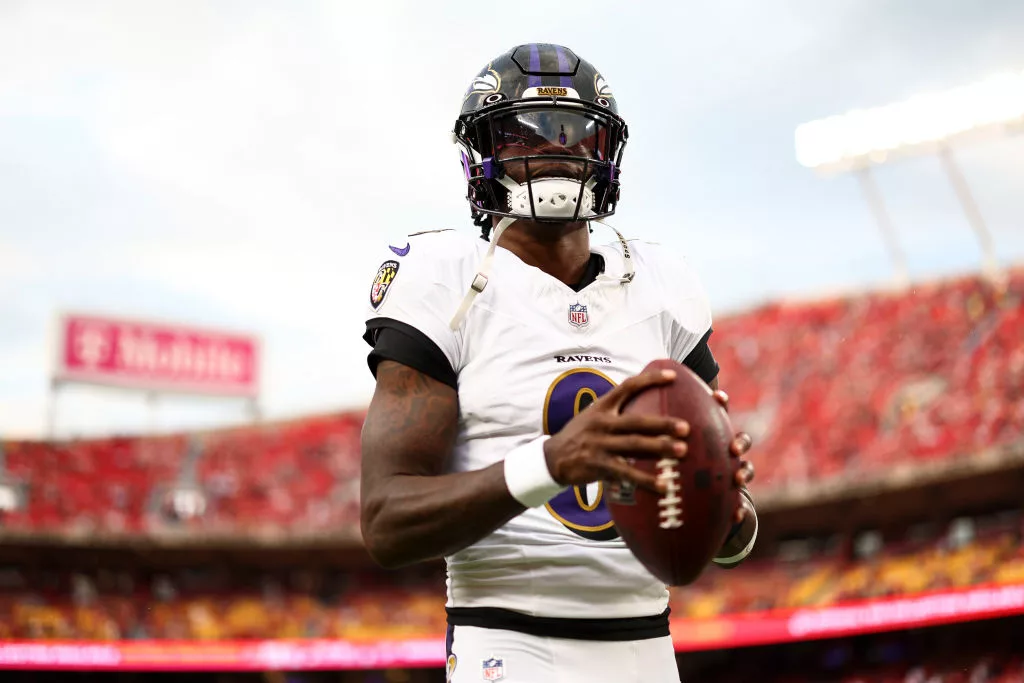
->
<box><xmin>366</xmin><ymin>230</ymin><xmax>481</xmax><ymax>311</ymax></box>
<box><xmin>622</xmin><ymin>239</ymin><xmax>674</xmax><ymax>274</ymax></box>
<box><xmin>628</xmin><ymin>239</ymin><xmax>712</xmax><ymax>330</ymax></box>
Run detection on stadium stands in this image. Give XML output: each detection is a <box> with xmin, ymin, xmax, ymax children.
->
<box><xmin>0</xmin><ymin>434</ymin><xmax>189</xmax><ymax>533</ymax></box>
<box><xmin>713</xmin><ymin>268</ymin><xmax>1024</xmax><ymax>489</ymax></box>
<box><xmin>671</xmin><ymin>508</ymin><xmax>1024</xmax><ymax>619</ymax></box>
<box><xmin>0</xmin><ymin>510</ymin><xmax>1018</xmax><ymax>640</ymax></box>
<box><xmin>0</xmin><ymin>268</ymin><xmax>1019</xmax><ymax>535</ymax></box>
<box><xmin>191</xmin><ymin>413</ymin><xmax>363</xmax><ymax>534</ymax></box>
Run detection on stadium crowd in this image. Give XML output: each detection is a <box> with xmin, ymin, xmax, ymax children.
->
<box><xmin>0</xmin><ymin>268</ymin><xmax>1020</xmax><ymax>536</ymax></box>
<box><xmin>713</xmin><ymin>268</ymin><xmax>1024</xmax><ymax>487</ymax></box>
<box><xmin>0</xmin><ymin>509</ymin><xmax>1019</xmax><ymax>641</ymax></box>
<box><xmin>671</xmin><ymin>509</ymin><xmax>1024</xmax><ymax>619</ymax></box>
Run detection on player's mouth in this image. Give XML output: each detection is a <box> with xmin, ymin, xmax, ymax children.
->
<box><xmin>505</xmin><ymin>160</ymin><xmax>588</xmax><ymax>184</ymax></box>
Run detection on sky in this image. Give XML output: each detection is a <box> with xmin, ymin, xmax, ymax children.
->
<box><xmin>1</xmin><ymin>0</ymin><xmax>1023</xmax><ymax>439</ymax></box>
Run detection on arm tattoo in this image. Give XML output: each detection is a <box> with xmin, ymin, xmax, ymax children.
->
<box><xmin>363</xmin><ymin>361</ymin><xmax>458</xmax><ymax>477</ymax></box>
<box><xmin>359</xmin><ymin>360</ymin><xmax>523</xmax><ymax>566</ymax></box>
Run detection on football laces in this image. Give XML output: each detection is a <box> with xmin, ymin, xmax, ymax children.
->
<box><xmin>656</xmin><ymin>458</ymin><xmax>683</xmax><ymax>529</ymax></box>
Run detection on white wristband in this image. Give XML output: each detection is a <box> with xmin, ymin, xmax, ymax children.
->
<box><xmin>713</xmin><ymin>494</ymin><xmax>758</xmax><ymax>565</ymax></box>
<box><xmin>503</xmin><ymin>435</ymin><xmax>567</xmax><ymax>508</ymax></box>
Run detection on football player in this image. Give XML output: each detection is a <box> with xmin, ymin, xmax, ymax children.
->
<box><xmin>360</xmin><ymin>44</ymin><xmax>757</xmax><ymax>683</ymax></box>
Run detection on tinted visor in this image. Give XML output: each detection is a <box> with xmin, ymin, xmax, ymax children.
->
<box><xmin>489</xmin><ymin>109</ymin><xmax>612</xmax><ymax>163</ymax></box>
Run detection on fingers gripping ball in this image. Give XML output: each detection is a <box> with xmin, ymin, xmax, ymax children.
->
<box><xmin>606</xmin><ymin>359</ymin><xmax>741</xmax><ymax>586</ymax></box>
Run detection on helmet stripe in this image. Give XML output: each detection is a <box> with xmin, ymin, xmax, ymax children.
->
<box><xmin>554</xmin><ymin>45</ymin><xmax>572</xmax><ymax>87</ymax></box>
<box><xmin>527</xmin><ymin>43</ymin><xmax>541</xmax><ymax>87</ymax></box>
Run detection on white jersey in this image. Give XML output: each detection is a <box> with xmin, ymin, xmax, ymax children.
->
<box><xmin>364</xmin><ymin>229</ymin><xmax>713</xmax><ymax>620</ymax></box>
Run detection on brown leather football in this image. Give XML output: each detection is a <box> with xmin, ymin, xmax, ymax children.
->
<box><xmin>606</xmin><ymin>358</ymin><xmax>740</xmax><ymax>587</ymax></box>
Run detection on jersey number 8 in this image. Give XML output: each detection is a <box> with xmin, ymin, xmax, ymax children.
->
<box><xmin>542</xmin><ymin>368</ymin><xmax>620</xmax><ymax>541</ymax></box>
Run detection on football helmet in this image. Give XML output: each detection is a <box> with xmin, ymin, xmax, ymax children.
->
<box><xmin>454</xmin><ymin>44</ymin><xmax>628</xmax><ymax>237</ymax></box>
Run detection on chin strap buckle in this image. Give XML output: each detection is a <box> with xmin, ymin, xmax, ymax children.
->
<box><xmin>450</xmin><ymin>216</ymin><xmax>517</xmax><ymax>330</ymax></box>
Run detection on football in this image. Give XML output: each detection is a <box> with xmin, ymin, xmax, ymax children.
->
<box><xmin>606</xmin><ymin>359</ymin><xmax>741</xmax><ymax>586</ymax></box>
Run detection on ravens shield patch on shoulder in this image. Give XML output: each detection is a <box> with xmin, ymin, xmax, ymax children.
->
<box><xmin>370</xmin><ymin>260</ymin><xmax>400</xmax><ymax>309</ymax></box>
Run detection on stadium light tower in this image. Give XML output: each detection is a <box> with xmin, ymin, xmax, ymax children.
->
<box><xmin>794</xmin><ymin>67</ymin><xmax>1024</xmax><ymax>284</ymax></box>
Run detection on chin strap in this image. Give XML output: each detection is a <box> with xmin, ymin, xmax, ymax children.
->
<box><xmin>449</xmin><ymin>216</ymin><xmax>517</xmax><ymax>330</ymax></box>
<box><xmin>448</xmin><ymin>216</ymin><xmax>635</xmax><ymax>331</ymax></box>
<box><xmin>592</xmin><ymin>218</ymin><xmax>635</xmax><ymax>285</ymax></box>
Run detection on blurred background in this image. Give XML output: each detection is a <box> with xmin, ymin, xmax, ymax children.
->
<box><xmin>1</xmin><ymin>0</ymin><xmax>1023</xmax><ymax>681</ymax></box>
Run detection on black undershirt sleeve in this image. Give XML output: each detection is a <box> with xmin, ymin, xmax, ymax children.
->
<box><xmin>363</xmin><ymin>318</ymin><xmax>458</xmax><ymax>390</ymax></box>
<box><xmin>682</xmin><ymin>328</ymin><xmax>720</xmax><ymax>385</ymax></box>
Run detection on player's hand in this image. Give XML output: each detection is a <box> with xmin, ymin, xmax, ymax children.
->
<box><xmin>713</xmin><ymin>390</ymin><xmax>755</xmax><ymax>523</ymax></box>
<box><xmin>543</xmin><ymin>368</ymin><xmax>689</xmax><ymax>494</ymax></box>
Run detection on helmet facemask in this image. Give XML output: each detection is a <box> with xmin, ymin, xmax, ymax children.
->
<box><xmin>455</xmin><ymin>98</ymin><xmax>627</xmax><ymax>230</ymax></box>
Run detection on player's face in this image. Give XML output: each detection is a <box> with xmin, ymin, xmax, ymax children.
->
<box><xmin>490</xmin><ymin>109</ymin><xmax>611</xmax><ymax>184</ymax></box>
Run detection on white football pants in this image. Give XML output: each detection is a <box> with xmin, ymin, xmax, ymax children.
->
<box><xmin>446</xmin><ymin>624</ymin><xmax>680</xmax><ymax>683</ymax></box>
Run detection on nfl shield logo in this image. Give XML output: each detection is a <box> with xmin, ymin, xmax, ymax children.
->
<box><xmin>481</xmin><ymin>657</ymin><xmax>505</xmax><ymax>681</ymax></box>
<box><xmin>568</xmin><ymin>302</ymin><xmax>589</xmax><ymax>328</ymax></box>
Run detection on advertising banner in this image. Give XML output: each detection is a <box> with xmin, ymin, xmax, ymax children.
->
<box><xmin>55</xmin><ymin>313</ymin><xmax>260</xmax><ymax>398</ymax></box>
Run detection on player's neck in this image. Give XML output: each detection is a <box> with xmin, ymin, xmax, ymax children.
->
<box><xmin>496</xmin><ymin>219</ymin><xmax>591</xmax><ymax>287</ymax></box>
